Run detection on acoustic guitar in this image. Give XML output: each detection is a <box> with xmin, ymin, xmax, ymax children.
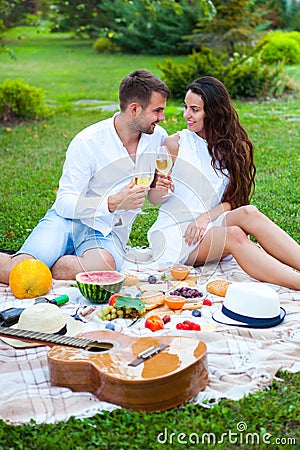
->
<box><xmin>0</xmin><ymin>326</ymin><xmax>208</xmax><ymax>412</ymax></box>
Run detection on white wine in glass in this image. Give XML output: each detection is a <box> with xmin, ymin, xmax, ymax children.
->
<box><xmin>155</xmin><ymin>145</ymin><xmax>173</xmax><ymax>196</ymax></box>
<box><xmin>156</xmin><ymin>157</ymin><xmax>172</xmax><ymax>175</ymax></box>
<box><xmin>134</xmin><ymin>175</ymin><xmax>151</xmax><ymax>186</ymax></box>
<box><xmin>133</xmin><ymin>172</ymin><xmax>151</xmax><ymax>214</ymax></box>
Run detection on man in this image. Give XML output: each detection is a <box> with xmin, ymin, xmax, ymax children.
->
<box><xmin>0</xmin><ymin>70</ymin><xmax>170</xmax><ymax>281</ymax></box>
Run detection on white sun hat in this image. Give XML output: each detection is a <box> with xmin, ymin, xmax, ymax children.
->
<box><xmin>212</xmin><ymin>282</ymin><xmax>286</xmax><ymax>328</ymax></box>
<box><xmin>1</xmin><ymin>303</ymin><xmax>83</xmax><ymax>348</ymax></box>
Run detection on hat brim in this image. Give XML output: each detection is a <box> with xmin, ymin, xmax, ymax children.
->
<box><xmin>212</xmin><ymin>307</ymin><xmax>286</xmax><ymax>328</ymax></box>
<box><xmin>1</xmin><ymin>315</ymin><xmax>83</xmax><ymax>349</ymax></box>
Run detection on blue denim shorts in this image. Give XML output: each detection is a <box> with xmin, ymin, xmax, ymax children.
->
<box><xmin>16</xmin><ymin>209</ymin><xmax>124</xmax><ymax>271</ymax></box>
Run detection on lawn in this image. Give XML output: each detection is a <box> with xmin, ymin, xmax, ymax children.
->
<box><xmin>0</xmin><ymin>26</ymin><xmax>299</xmax><ymax>449</ymax></box>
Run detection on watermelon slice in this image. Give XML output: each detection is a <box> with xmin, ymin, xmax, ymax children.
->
<box><xmin>76</xmin><ymin>271</ymin><xmax>125</xmax><ymax>304</ymax></box>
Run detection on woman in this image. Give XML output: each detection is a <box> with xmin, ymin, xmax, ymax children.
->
<box><xmin>148</xmin><ymin>76</ymin><xmax>300</xmax><ymax>290</ymax></box>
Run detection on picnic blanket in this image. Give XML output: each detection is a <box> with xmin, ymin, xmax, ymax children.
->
<box><xmin>0</xmin><ymin>257</ymin><xmax>299</xmax><ymax>425</ymax></box>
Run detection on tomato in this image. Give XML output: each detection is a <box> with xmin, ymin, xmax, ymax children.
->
<box><xmin>189</xmin><ymin>322</ymin><xmax>201</xmax><ymax>331</ymax></box>
<box><xmin>176</xmin><ymin>320</ymin><xmax>201</xmax><ymax>331</ymax></box>
<box><xmin>108</xmin><ymin>294</ymin><xmax>121</xmax><ymax>306</ymax></box>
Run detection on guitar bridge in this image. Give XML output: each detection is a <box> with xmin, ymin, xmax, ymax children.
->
<box><xmin>128</xmin><ymin>344</ymin><xmax>169</xmax><ymax>367</ymax></box>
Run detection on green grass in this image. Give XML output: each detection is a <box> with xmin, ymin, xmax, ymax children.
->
<box><xmin>1</xmin><ymin>25</ymin><xmax>187</xmax><ymax>104</ymax></box>
<box><xmin>0</xmin><ymin>371</ymin><xmax>298</xmax><ymax>449</ymax></box>
<box><xmin>0</xmin><ymin>27</ymin><xmax>299</xmax><ymax>449</ymax></box>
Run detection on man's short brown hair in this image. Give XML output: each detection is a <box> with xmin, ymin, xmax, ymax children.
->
<box><xmin>119</xmin><ymin>69</ymin><xmax>170</xmax><ymax>111</ymax></box>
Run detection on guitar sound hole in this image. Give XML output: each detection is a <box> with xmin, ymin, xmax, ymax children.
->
<box><xmin>86</xmin><ymin>342</ymin><xmax>114</xmax><ymax>353</ymax></box>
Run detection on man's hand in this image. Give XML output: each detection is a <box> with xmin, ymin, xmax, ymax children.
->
<box><xmin>108</xmin><ymin>179</ymin><xmax>149</xmax><ymax>212</ymax></box>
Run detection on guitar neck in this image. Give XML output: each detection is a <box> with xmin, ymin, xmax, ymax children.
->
<box><xmin>0</xmin><ymin>326</ymin><xmax>110</xmax><ymax>350</ymax></box>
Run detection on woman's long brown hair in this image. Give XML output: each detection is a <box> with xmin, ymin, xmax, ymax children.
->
<box><xmin>188</xmin><ymin>77</ymin><xmax>256</xmax><ymax>208</ymax></box>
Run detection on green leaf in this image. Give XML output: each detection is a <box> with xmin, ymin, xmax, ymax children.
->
<box><xmin>115</xmin><ymin>295</ymin><xmax>146</xmax><ymax>312</ymax></box>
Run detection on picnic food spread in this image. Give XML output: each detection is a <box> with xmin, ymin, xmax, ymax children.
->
<box><xmin>0</xmin><ymin>259</ymin><xmax>295</xmax><ymax>421</ymax></box>
<box><xmin>90</xmin><ymin>268</ymin><xmax>222</xmax><ymax>321</ymax></box>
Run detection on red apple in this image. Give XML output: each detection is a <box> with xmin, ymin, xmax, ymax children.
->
<box><xmin>145</xmin><ymin>315</ymin><xmax>164</xmax><ymax>332</ymax></box>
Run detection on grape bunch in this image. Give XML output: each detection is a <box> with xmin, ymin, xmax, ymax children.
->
<box><xmin>169</xmin><ymin>286</ymin><xmax>203</xmax><ymax>299</ymax></box>
<box><xmin>98</xmin><ymin>305</ymin><xmax>146</xmax><ymax>321</ymax></box>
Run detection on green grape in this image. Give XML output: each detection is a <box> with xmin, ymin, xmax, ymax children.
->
<box><xmin>98</xmin><ymin>304</ymin><xmax>146</xmax><ymax>321</ymax></box>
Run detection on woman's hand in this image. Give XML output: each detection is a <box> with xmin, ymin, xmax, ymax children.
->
<box><xmin>152</xmin><ymin>173</ymin><xmax>173</xmax><ymax>194</ymax></box>
<box><xmin>183</xmin><ymin>213</ymin><xmax>210</xmax><ymax>246</ymax></box>
<box><xmin>148</xmin><ymin>172</ymin><xmax>174</xmax><ymax>204</ymax></box>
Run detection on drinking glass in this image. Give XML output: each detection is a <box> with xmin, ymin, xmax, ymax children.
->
<box><xmin>133</xmin><ymin>171</ymin><xmax>152</xmax><ymax>215</ymax></box>
<box><xmin>155</xmin><ymin>145</ymin><xmax>173</xmax><ymax>197</ymax></box>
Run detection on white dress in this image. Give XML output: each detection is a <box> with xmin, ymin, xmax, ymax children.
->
<box><xmin>147</xmin><ymin>129</ymin><xmax>229</xmax><ymax>264</ymax></box>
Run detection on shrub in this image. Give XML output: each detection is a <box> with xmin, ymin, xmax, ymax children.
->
<box><xmin>93</xmin><ymin>37</ymin><xmax>119</xmax><ymax>54</ymax></box>
<box><xmin>158</xmin><ymin>48</ymin><xmax>224</xmax><ymax>100</ymax></box>
<box><xmin>258</xmin><ymin>31</ymin><xmax>300</xmax><ymax>65</ymax></box>
<box><xmin>0</xmin><ymin>79</ymin><xmax>48</xmax><ymax>121</ymax></box>
<box><xmin>158</xmin><ymin>49</ymin><xmax>293</xmax><ymax>100</ymax></box>
<box><xmin>224</xmin><ymin>57</ymin><xmax>289</xmax><ymax>98</ymax></box>
<box><xmin>287</xmin><ymin>31</ymin><xmax>300</xmax><ymax>46</ymax></box>
<box><xmin>223</xmin><ymin>59</ymin><xmax>266</xmax><ymax>98</ymax></box>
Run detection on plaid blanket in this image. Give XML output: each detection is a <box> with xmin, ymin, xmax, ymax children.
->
<box><xmin>0</xmin><ymin>258</ymin><xmax>299</xmax><ymax>425</ymax></box>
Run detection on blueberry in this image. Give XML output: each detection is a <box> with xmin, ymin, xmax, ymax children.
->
<box><xmin>105</xmin><ymin>322</ymin><xmax>115</xmax><ymax>330</ymax></box>
<box><xmin>192</xmin><ymin>309</ymin><xmax>202</xmax><ymax>317</ymax></box>
<box><xmin>148</xmin><ymin>275</ymin><xmax>157</xmax><ymax>284</ymax></box>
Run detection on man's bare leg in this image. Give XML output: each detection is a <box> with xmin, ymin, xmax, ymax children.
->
<box><xmin>1</xmin><ymin>247</ymin><xmax>117</xmax><ymax>283</ymax></box>
<box><xmin>51</xmin><ymin>248</ymin><xmax>117</xmax><ymax>280</ymax></box>
<box><xmin>0</xmin><ymin>253</ymin><xmax>35</xmax><ymax>284</ymax></box>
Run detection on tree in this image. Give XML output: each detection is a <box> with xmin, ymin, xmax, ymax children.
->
<box><xmin>188</xmin><ymin>0</ymin><xmax>264</xmax><ymax>57</ymax></box>
<box><xmin>49</xmin><ymin>0</ymin><xmax>216</xmax><ymax>38</ymax></box>
<box><xmin>0</xmin><ymin>0</ymin><xmax>49</xmax><ymax>35</ymax></box>
<box><xmin>113</xmin><ymin>0</ymin><xmax>204</xmax><ymax>54</ymax></box>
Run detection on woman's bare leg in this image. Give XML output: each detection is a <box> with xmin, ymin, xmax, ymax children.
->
<box><xmin>187</xmin><ymin>225</ymin><xmax>300</xmax><ymax>290</ymax></box>
<box><xmin>224</xmin><ymin>205</ymin><xmax>300</xmax><ymax>271</ymax></box>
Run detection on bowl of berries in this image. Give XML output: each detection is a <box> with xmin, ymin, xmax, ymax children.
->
<box><xmin>168</xmin><ymin>286</ymin><xmax>204</xmax><ymax>300</ymax></box>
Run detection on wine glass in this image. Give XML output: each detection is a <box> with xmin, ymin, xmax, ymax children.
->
<box><xmin>133</xmin><ymin>171</ymin><xmax>152</xmax><ymax>215</ymax></box>
<box><xmin>155</xmin><ymin>145</ymin><xmax>173</xmax><ymax>197</ymax></box>
<box><xmin>134</xmin><ymin>174</ymin><xmax>152</xmax><ymax>187</ymax></box>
